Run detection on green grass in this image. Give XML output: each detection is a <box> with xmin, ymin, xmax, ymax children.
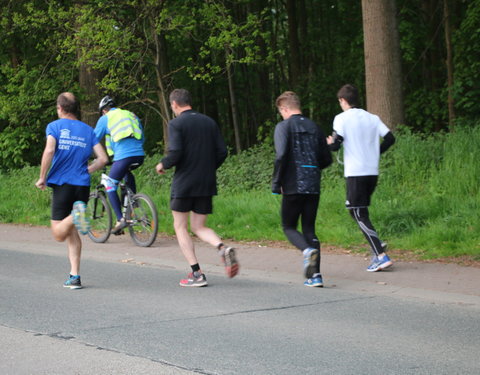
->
<box><xmin>1</xmin><ymin>126</ymin><xmax>479</xmax><ymax>261</ymax></box>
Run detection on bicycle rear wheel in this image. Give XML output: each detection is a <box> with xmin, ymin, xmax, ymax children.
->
<box><xmin>87</xmin><ymin>191</ymin><xmax>112</xmax><ymax>243</ymax></box>
<box><xmin>127</xmin><ymin>193</ymin><xmax>158</xmax><ymax>247</ymax></box>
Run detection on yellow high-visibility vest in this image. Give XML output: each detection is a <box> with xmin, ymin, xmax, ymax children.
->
<box><xmin>105</xmin><ymin>109</ymin><xmax>142</xmax><ymax>156</ymax></box>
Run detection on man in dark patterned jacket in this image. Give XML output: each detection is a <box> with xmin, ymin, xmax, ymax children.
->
<box><xmin>272</xmin><ymin>91</ymin><xmax>332</xmax><ymax>287</ymax></box>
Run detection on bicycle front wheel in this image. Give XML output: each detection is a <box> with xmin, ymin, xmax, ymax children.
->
<box><xmin>87</xmin><ymin>191</ymin><xmax>112</xmax><ymax>243</ymax></box>
<box><xmin>126</xmin><ymin>193</ymin><xmax>158</xmax><ymax>247</ymax></box>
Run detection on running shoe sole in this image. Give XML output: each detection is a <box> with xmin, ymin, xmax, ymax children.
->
<box><xmin>224</xmin><ymin>247</ymin><xmax>239</xmax><ymax>278</ymax></box>
<box><xmin>63</xmin><ymin>278</ymin><xmax>83</xmax><ymax>289</ymax></box>
<box><xmin>379</xmin><ymin>260</ymin><xmax>393</xmax><ymax>270</ymax></box>
<box><xmin>303</xmin><ymin>248</ymin><xmax>319</xmax><ymax>279</ymax></box>
<box><xmin>63</xmin><ymin>284</ymin><xmax>83</xmax><ymax>289</ymax></box>
<box><xmin>367</xmin><ymin>258</ymin><xmax>393</xmax><ymax>272</ymax></box>
<box><xmin>304</xmin><ymin>279</ymin><xmax>323</xmax><ymax>287</ymax></box>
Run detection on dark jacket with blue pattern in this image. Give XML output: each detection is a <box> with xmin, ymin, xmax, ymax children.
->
<box><xmin>272</xmin><ymin>114</ymin><xmax>332</xmax><ymax>195</ymax></box>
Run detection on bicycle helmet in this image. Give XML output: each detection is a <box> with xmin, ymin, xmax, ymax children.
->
<box><xmin>98</xmin><ymin>95</ymin><xmax>115</xmax><ymax>113</ymax></box>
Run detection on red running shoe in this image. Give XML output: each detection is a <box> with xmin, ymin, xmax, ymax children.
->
<box><xmin>179</xmin><ymin>272</ymin><xmax>208</xmax><ymax>287</ymax></box>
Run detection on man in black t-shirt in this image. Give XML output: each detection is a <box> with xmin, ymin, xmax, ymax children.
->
<box><xmin>156</xmin><ymin>88</ymin><xmax>239</xmax><ymax>287</ymax></box>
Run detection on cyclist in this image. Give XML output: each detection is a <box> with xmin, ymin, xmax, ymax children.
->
<box><xmin>94</xmin><ymin>95</ymin><xmax>145</xmax><ymax>234</ymax></box>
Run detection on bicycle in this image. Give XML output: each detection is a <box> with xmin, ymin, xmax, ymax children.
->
<box><xmin>87</xmin><ymin>164</ymin><xmax>158</xmax><ymax>247</ymax></box>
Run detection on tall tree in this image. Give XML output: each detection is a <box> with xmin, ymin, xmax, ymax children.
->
<box><xmin>185</xmin><ymin>1</ymin><xmax>270</xmax><ymax>152</ymax></box>
<box><xmin>75</xmin><ymin>3</ymin><xmax>102</xmax><ymax>126</ymax></box>
<box><xmin>286</xmin><ymin>0</ymin><xmax>301</xmax><ymax>90</ymax></box>
<box><xmin>361</xmin><ymin>0</ymin><xmax>404</xmax><ymax>129</ymax></box>
<box><xmin>443</xmin><ymin>0</ymin><xmax>455</xmax><ymax>130</ymax></box>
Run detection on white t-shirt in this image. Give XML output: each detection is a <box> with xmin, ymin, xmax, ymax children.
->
<box><xmin>333</xmin><ymin>108</ymin><xmax>390</xmax><ymax>177</ymax></box>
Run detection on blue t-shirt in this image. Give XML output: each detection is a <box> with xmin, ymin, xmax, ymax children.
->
<box><xmin>94</xmin><ymin>108</ymin><xmax>145</xmax><ymax>161</ymax></box>
<box><xmin>46</xmin><ymin>119</ymin><xmax>99</xmax><ymax>187</ymax></box>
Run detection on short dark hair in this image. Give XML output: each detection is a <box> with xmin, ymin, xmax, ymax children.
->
<box><xmin>275</xmin><ymin>91</ymin><xmax>301</xmax><ymax>110</ymax></box>
<box><xmin>337</xmin><ymin>84</ymin><xmax>360</xmax><ymax>108</ymax></box>
<box><xmin>57</xmin><ymin>92</ymin><xmax>80</xmax><ymax>117</ymax></box>
<box><xmin>169</xmin><ymin>88</ymin><xmax>192</xmax><ymax>107</ymax></box>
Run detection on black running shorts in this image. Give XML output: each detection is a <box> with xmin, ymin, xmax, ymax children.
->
<box><xmin>345</xmin><ymin>176</ymin><xmax>378</xmax><ymax>208</ymax></box>
<box><xmin>170</xmin><ymin>196</ymin><xmax>213</xmax><ymax>215</ymax></box>
<box><xmin>51</xmin><ymin>184</ymin><xmax>90</xmax><ymax>221</ymax></box>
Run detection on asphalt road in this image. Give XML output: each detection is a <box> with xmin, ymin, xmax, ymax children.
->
<box><xmin>1</xmin><ymin>225</ymin><xmax>479</xmax><ymax>375</ymax></box>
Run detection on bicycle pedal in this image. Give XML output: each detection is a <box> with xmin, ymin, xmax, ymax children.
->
<box><xmin>113</xmin><ymin>230</ymin><xmax>125</xmax><ymax>236</ymax></box>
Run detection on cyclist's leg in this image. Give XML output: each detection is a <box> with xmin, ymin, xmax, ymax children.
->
<box><xmin>123</xmin><ymin>156</ymin><xmax>144</xmax><ymax>194</ymax></box>
<box><xmin>124</xmin><ymin>171</ymin><xmax>136</xmax><ymax>194</ymax></box>
<box><xmin>108</xmin><ymin>159</ymin><xmax>135</xmax><ymax>221</ymax></box>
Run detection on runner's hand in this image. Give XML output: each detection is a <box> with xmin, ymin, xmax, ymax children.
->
<box><xmin>155</xmin><ymin>163</ymin><xmax>165</xmax><ymax>175</ymax></box>
<box><xmin>35</xmin><ymin>178</ymin><xmax>46</xmax><ymax>190</ymax></box>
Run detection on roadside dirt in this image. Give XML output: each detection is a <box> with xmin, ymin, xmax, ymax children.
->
<box><xmin>1</xmin><ymin>223</ymin><xmax>479</xmax><ymax>301</ymax></box>
<box><xmin>239</xmin><ymin>238</ymin><xmax>480</xmax><ymax>268</ymax></box>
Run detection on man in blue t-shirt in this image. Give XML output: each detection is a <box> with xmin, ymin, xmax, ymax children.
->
<box><xmin>36</xmin><ymin>92</ymin><xmax>108</xmax><ymax>289</ymax></box>
<box><xmin>94</xmin><ymin>95</ymin><xmax>145</xmax><ymax>234</ymax></box>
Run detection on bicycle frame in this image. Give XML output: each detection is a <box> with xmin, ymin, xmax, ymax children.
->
<box><xmin>88</xmin><ymin>166</ymin><xmax>158</xmax><ymax>247</ymax></box>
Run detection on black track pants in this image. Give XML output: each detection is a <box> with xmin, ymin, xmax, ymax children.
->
<box><xmin>281</xmin><ymin>194</ymin><xmax>321</xmax><ymax>273</ymax></box>
<box><xmin>349</xmin><ymin>207</ymin><xmax>384</xmax><ymax>256</ymax></box>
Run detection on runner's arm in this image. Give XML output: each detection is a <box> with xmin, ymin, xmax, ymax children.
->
<box><xmin>160</xmin><ymin>121</ymin><xmax>184</xmax><ymax>169</ymax></box>
<box><xmin>35</xmin><ymin>135</ymin><xmax>56</xmax><ymax>190</ymax></box>
<box><xmin>271</xmin><ymin>122</ymin><xmax>288</xmax><ymax>194</ymax></box>
<box><xmin>327</xmin><ymin>131</ymin><xmax>343</xmax><ymax>152</ymax></box>
<box><xmin>317</xmin><ymin>130</ymin><xmax>333</xmax><ymax>169</ymax></box>
<box><xmin>88</xmin><ymin>143</ymin><xmax>109</xmax><ymax>174</ymax></box>
<box><xmin>215</xmin><ymin>128</ymin><xmax>228</xmax><ymax>169</ymax></box>
<box><xmin>94</xmin><ymin>116</ymin><xmax>108</xmax><ymax>140</ymax></box>
<box><xmin>380</xmin><ymin>131</ymin><xmax>395</xmax><ymax>154</ymax></box>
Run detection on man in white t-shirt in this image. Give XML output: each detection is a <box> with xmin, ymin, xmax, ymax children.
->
<box><xmin>327</xmin><ymin>84</ymin><xmax>395</xmax><ymax>272</ymax></box>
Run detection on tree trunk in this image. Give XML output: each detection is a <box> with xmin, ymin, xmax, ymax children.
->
<box><xmin>421</xmin><ymin>0</ymin><xmax>444</xmax><ymax>131</ymax></box>
<box><xmin>78</xmin><ymin>60</ymin><xmax>102</xmax><ymax>126</ymax></box>
<box><xmin>10</xmin><ymin>44</ymin><xmax>19</xmax><ymax>69</ymax></box>
<box><xmin>75</xmin><ymin>2</ymin><xmax>102</xmax><ymax>126</ymax></box>
<box><xmin>226</xmin><ymin>49</ymin><xmax>242</xmax><ymax>153</ymax></box>
<box><xmin>150</xmin><ymin>18</ymin><xmax>171</xmax><ymax>150</ymax></box>
<box><xmin>443</xmin><ymin>0</ymin><xmax>455</xmax><ymax>131</ymax></box>
<box><xmin>286</xmin><ymin>0</ymin><xmax>301</xmax><ymax>90</ymax></box>
<box><xmin>361</xmin><ymin>0</ymin><xmax>404</xmax><ymax>130</ymax></box>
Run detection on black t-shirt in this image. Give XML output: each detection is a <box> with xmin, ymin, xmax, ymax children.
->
<box><xmin>161</xmin><ymin>110</ymin><xmax>227</xmax><ymax>198</ymax></box>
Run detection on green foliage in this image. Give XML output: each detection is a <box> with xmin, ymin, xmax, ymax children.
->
<box><xmin>453</xmin><ymin>1</ymin><xmax>480</xmax><ymax>123</ymax></box>
<box><xmin>0</xmin><ymin>166</ymin><xmax>50</xmax><ymax>223</ymax></box>
<box><xmin>370</xmin><ymin>125</ymin><xmax>480</xmax><ymax>257</ymax></box>
<box><xmin>0</xmin><ymin>1</ymin><xmax>79</xmax><ymax>170</ymax></box>
<box><xmin>1</xmin><ymin>127</ymin><xmax>479</xmax><ymax>260</ymax></box>
<box><xmin>0</xmin><ymin>125</ymin><xmax>41</xmax><ymax>170</ymax></box>
<box><xmin>217</xmin><ymin>142</ymin><xmax>274</xmax><ymax>194</ymax></box>
<box><xmin>0</xmin><ymin>0</ymin><xmax>479</xmax><ymax>173</ymax></box>
<box><xmin>185</xmin><ymin>1</ymin><xmax>272</xmax><ymax>82</ymax></box>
